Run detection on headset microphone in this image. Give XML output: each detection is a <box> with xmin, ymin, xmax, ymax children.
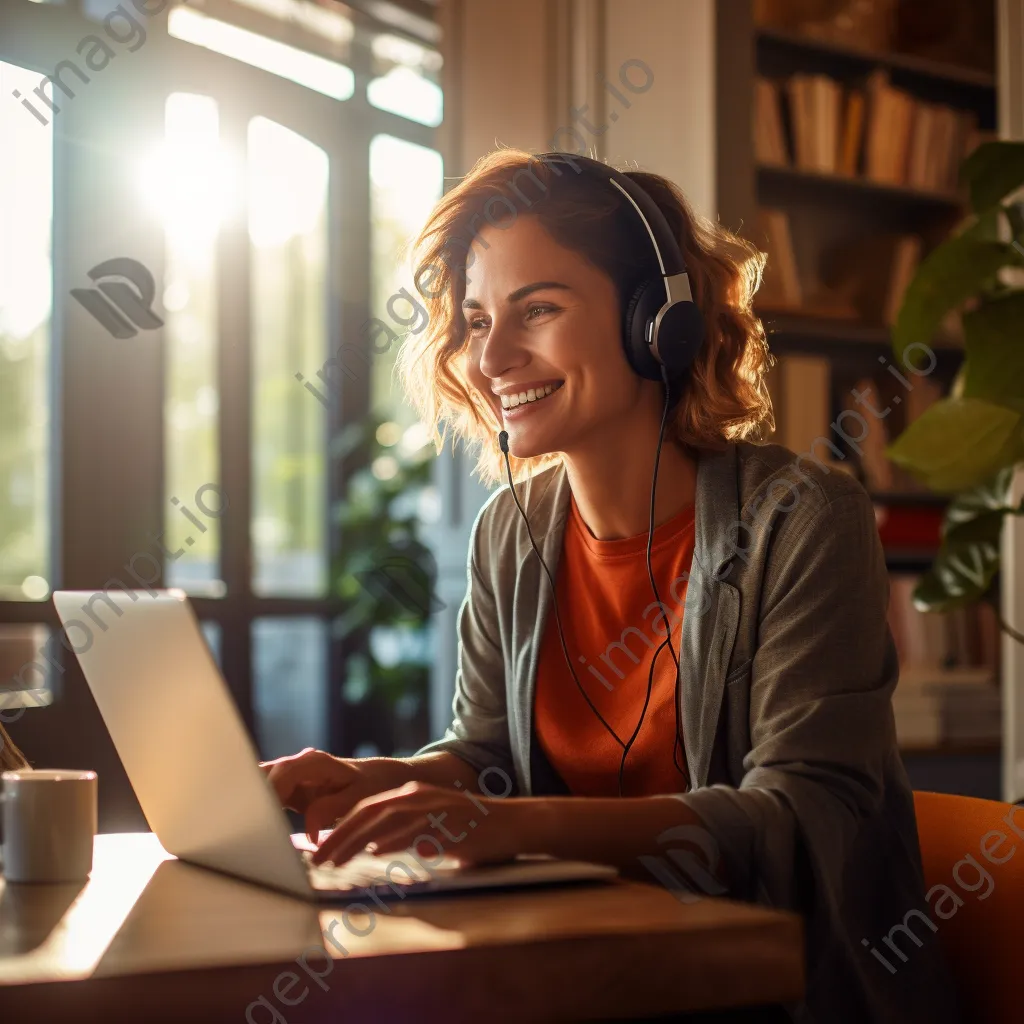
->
<box><xmin>493</xmin><ymin>155</ymin><xmax>701</xmax><ymax>796</ymax></box>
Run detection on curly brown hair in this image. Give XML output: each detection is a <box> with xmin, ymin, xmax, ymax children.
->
<box><xmin>396</xmin><ymin>147</ymin><xmax>774</xmax><ymax>485</ymax></box>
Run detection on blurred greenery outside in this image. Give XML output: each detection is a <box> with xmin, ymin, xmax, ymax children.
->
<box><xmin>0</xmin><ymin>61</ymin><xmax>52</xmax><ymax>603</ymax></box>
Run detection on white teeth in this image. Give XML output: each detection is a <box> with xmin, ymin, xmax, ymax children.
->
<box><xmin>499</xmin><ymin>383</ymin><xmax>562</xmax><ymax>411</ymax></box>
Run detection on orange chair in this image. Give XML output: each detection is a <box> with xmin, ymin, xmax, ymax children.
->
<box><xmin>913</xmin><ymin>790</ymin><xmax>1024</xmax><ymax>1023</ymax></box>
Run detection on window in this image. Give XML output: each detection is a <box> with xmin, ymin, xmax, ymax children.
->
<box><xmin>249</xmin><ymin>117</ymin><xmax>330</xmax><ymax>598</ymax></box>
<box><xmin>0</xmin><ymin>2</ymin><xmax>443</xmax><ymax>779</ymax></box>
<box><xmin>0</xmin><ymin>61</ymin><xmax>53</xmax><ymax>604</ymax></box>
<box><xmin>155</xmin><ymin>93</ymin><xmax>225</xmax><ymax>596</ymax></box>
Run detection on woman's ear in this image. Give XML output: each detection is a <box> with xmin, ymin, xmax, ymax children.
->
<box><xmin>0</xmin><ymin>723</ymin><xmax>28</xmax><ymax>772</ymax></box>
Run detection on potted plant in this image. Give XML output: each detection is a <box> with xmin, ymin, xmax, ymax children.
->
<box><xmin>887</xmin><ymin>141</ymin><xmax>1024</xmax><ymax>639</ymax></box>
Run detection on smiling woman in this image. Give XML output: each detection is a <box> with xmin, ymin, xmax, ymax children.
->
<box><xmin>262</xmin><ymin>148</ymin><xmax>962</xmax><ymax>1024</ymax></box>
<box><xmin>399</xmin><ymin>150</ymin><xmax>770</xmax><ymax>487</ymax></box>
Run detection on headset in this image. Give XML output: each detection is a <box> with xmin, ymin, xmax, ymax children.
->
<box><xmin>496</xmin><ymin>152</ymin><xmax>706</xmax><ymax>797</ymax></box>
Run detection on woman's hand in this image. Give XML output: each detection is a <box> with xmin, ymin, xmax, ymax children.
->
<box><xmin>310</xmin><ymin>780</ymin><xmax>528</xmax><ymax>868</ymax></box>
<box><xmin>259</xmin><ymin>748</ymin><xmax>403</xmax><ymax>842</ymax></box>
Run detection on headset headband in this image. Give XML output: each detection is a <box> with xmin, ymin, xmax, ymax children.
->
<box><xmin>530</xmin><ymin>151</ymin><xmax>705</xmax><ymax>383</ymax></box>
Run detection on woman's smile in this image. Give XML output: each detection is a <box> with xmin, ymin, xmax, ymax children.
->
<box><xmin>494</xmin><ymin>380</ymin><xmax>565</xmax><ymax>418</ymax></box>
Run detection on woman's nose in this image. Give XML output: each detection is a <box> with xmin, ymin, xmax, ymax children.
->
<box><xmin>477</xmin><ymin>315</ymin><xmax>529</xmax><ymax>380</ymax></box>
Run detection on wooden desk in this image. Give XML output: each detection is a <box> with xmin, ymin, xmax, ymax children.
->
<box><xmin>0</xmin><ymin>834</ymin><xmax>804</xmax><ymax>1022</ymax></box>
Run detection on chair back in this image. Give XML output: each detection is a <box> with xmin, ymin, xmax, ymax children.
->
<box><xmin>913</xmin><ymin>790</ymin><xmax>1024</xmax><ymax>1023</ymax></box>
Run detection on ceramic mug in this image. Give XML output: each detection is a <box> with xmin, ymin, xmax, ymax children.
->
<box><xmin>1</xmin><ymin>769</ymin><xmax>97</xmax><ymax>883</ymax></box>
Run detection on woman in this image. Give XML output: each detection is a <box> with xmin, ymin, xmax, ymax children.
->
<box><xmin>264</xmin><ymin>149</ymin><xmax>958</xmax><ymax>1023</ymax></box>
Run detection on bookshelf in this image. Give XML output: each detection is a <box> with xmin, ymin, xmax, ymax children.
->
<box><xmin>756</xmin><ymin>25</ymin><xmax>997</xmax><ymax>90</ymax></box>
<box><xmin>715</xmin><ymin>1</ymin><xmax>1001</xmax><ymax>772</ymax></box>
<box><xmin>755</xmin><ymin>163</ymin><xmax>966</xmax><ymax>210</ymax></box>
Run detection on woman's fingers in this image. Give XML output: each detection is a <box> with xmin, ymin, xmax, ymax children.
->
<box><xmin>304</xmin><ymin>788</ymin><xmax>370</xmax><ymax>843</ymax></box>
<box><xmin>311</xmin><ymin>784</ymin><xmax>429</xmax><ymax>865</ymax></box>
<box><xmin>312</xmin><ymin>805</ymin><xmax>403</xmax><ymax>866</ymax></box>
<box><xmin>261</xmin><ymin>749</ymin><xmax>351</xmax><ymax>811</ymax></box>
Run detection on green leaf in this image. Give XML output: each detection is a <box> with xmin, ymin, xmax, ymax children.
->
<box><xmin>960</xmin><ymin>141</ymin><xmax>1024</xmax><ymax>214</ymax></box>
<box><xmin>969</xmin><ymin>204</ymin><xmax>1010</xmax><ymax>243</ymax></box>
<box><xmin>941</xmin><ymin>467</ymin><xmax>1016</xmax><ymax>542</ymax></box>
<box><xmin>913</xmin><ymin>544</ymin><xmax>1001</xmax><ymax>612</ymax></box>
<box><xmin>911</xmin><ymin>470</ymin><xmax>1017</xmax><ymax>613</ymax></box>
<box><xmin>891</xmin><ymin>234</ymin><xmax>1014</xmax><ymax>364</ymax></box>
<box><xmin>885</xmin><ymin>397</ymin><xmax>1024</xmax><ymax>493</ymax></box>
<box><xmin>962</xmin><ymin>292</ymin><xmax>1024</xmax><ymax>413</ymax></box>
<box><xmin>1004</xmin><ymin>199</ymin><xmax>1024</xmax><ymax>241</ymax></box>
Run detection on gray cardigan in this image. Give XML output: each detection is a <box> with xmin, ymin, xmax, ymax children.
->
<box><xmin>418</xmin><ymin>439</ymin><xmax>960</xmax><ymax>1024</ymax></box>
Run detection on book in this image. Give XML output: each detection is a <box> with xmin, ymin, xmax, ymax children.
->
<box><xmin>884</xmin><ymin>236</ymin><xmax>923</xmax><ymax>326</ymax></box>
<box><xmin>837</xmin><ymin>89</ymin><xmax>865</xmax><ymax>176</ymax></box>
<box><xmin>787</xmin><ymin>74</ymin><xmax>841</xmax><ymax>174</ymax></box>
<box><xmin>949</xmin><ymin>109</ymin><xmax>980</xmax><ymax>190</ymax></box>
<box><xmin>889</xmin><ymin>577</ymin><xmax>1002</xmax><ymax>678</ymax></box>
<box><xmin>823</xmin><ymin>233</ymin><xmax>923</xmax><ymax>326</ymax></box>
<box><xmin>893</xmin><ymin>696</ymin><xmax>1001</xmax><ymax>746</ymax></box>
<box><xmin>863</xmin><ymin>71</ymin><xmax>916</xmax><ymax>185</ymax></box>
<box><xmin>754</xmin><ymin>78</ymin><xmax>789</xmax><ymax>165</ymax></box>
<box><xmin>899</xmin><ymin>665</ymin><xmax>996</xmax><ymax>690</ymax></box>
<box><xmin>755</xmin><ymin>208</ymin><xmax>803</xmax><ymax>307</ymax></box>
<box><xmin>778</xmin><ymin>354</ymin><xmax>831</xmax><ymax>456</ymax></box>
<box><xmin>905</xmin><ymin>103</ymin><xmax>935</xmax><ymax>190</ymax></box>
<box><xmin>815</xmin><ymin>75</ymin><xmax>841</xmax><ymax>173</ymax></box>
<box><xmin>863</xmin><ymin>70</ymin><xmax>891</xmax><ymax>183</ymax></box>
<box><xmin>787</xmin><ymin>75</ymin><xmax>812</xmax><ymax>170</ymax></box>
<box><xmin>847</xmin><ymin>379</ymin><xmax>893</xmax><ymax>491</ymax></box>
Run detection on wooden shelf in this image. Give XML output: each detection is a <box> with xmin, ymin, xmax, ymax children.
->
<box><xmin>756</xmin><ymin>163</ymin><xmax>967</xmax><ymax>211</ymax></box>
<box><xmin>758</xmin><ymin>310</ymin><xmax>965</xmax><ymax>355</ymax></box>
<box><xmin>756</xmin><ymin>26</ymin><xmax>997</xmax><ymax>90</ymax></box>
<box><xmin>899</xmin><ymin>738</ymin><xmax>1002</xmax><ymax>756</ymax></box>
<box><xmin>885</xmin><ymin>549</ymin><xmax>938</xmax><ymax>574</ymax></box>
<box><xmin>869</xmin><ymin>492</ymin><xmax>949</xmax><ymax>508</ymax></box>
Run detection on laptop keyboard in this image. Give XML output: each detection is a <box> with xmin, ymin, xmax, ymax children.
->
<box><xmin>303</xmin><ymin>849</ymin><xmax>459</xmax><ymax>894</ymax></box>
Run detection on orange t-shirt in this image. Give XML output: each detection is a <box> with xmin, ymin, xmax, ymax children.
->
<box><xmin>534</xmin><ymin>497</ymin><xmax>696</xmax><ymax>797</ymax></box>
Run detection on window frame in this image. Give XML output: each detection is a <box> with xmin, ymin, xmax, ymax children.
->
<box><xmin>0</xmin><ymin>1</ymin><xmax>440</xmax><ymax>823</ymax></box>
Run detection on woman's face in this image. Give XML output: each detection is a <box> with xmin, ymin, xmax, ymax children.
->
<box><xmin>461</xmin><ymin>214</ymin><xmax>658</xmax><ymax>461</ymax></box>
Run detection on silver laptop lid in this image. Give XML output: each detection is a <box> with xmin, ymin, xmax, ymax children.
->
<box><xmin>53</xmin><ymin>589</ymin><xmax>312</xmax><ymax>898</ymax></box>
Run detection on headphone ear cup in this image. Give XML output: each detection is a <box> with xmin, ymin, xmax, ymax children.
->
<box><xmin>622</xmin><ymin>281</ymin><xmax>663</xmax><ymax>381</ymax></box>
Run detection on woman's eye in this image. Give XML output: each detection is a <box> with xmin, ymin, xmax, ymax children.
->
<box><xmin>526</xmin><ymin>303</ymin><xmax>557</xmax><ymax>320</ymax></box>
<box><xmin>467</xmin><ymin>304</ymin><xmax>557</xmax><ymax>334</ymax></box>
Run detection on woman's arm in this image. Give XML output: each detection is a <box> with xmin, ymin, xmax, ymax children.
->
<box><xmin>309</xmin><ymin>782</ymin><xmax>728</xmax><ymax>895</ymax></box>
<box><xmin>260</xmin><ymin>748</ymin><xmax>486</xmax><ymax>839</ymax></box>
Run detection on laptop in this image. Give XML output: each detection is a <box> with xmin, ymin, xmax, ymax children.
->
<box><xmin>53</xmin><ymin>589</ymin><xmax>616</xmax><ymax>901</ymax></box>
